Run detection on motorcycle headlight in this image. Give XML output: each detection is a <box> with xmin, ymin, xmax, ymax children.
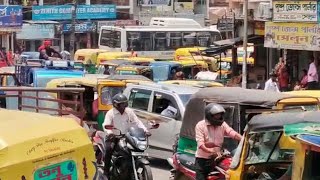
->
<box><xmin>137</xmin><ymin>141</ymin><xmax>148</xmax><ymax>151</ymax></box>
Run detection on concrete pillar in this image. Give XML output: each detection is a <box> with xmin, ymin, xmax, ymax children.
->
<box><xmin>30</xmin><ymin>41</ymin><xmax>35</xmax><ymax>51</ymax></box>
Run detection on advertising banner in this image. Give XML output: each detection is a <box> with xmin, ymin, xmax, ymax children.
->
<box><xmin>139</xmin><ymin>0</ymin><xmax>170</xmax><ymax>6</ymax></box>
<box><xmin>63</xmin><ymin>22</ymin><xmax>96</xmax><ymax>33</ymax></box>
<box><xmin>32</xmin><ymin>5</ymin><xmax>116</xmax><ymax>20</ymax></box>
<box><xmin>273</xmin><ymin>1</ymin><xmax>317</xmax><ymax>22</ymax></box>
<box><xmin>0</xmin><ymin>5</ymin><xmax>23</xmax><ymax>27</ymax></box>
<box><xmin>16</xmin><ymin>24</ymin><xmax>54</xmax><ymax>40</ymax></box>
<box><xmin>264</xmin><ymin>22</ymin><xmax>320</xmax><ymax>51</ymax></box>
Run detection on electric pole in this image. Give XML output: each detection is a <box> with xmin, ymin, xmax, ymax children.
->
<box><xmin>70</xmin><ymin>0</ymin><xmax>78</xmax><ymax>60</ymax></box>
<box><xmin>241</xmin><ymin>0</ymin><xmax>248</xmax><ymax>89</ymax></box>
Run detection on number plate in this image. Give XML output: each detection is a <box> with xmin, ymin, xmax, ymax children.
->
<box><xmin>131</xmin><ymin>152</ymin><xmax>148</xmax><ymax>156</ymax></box>
<box><xmin>34</xmin><ymin>160</ymin><xmax>77</xmax><ymax>180</ymax></box>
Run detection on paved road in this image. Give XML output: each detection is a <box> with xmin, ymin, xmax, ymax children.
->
<box><xmin>150</xmin><ymin>158</ymin><xmax>172</xmax><ymax>180</ymax></box>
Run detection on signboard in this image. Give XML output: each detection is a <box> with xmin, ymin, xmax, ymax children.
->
<box><xmin>97</xmin><ymin>20</ymin><xmax>137</xmax><ymax>32</ymax></box>
<box><xmin>16</xmin><ymin>24</ymin><xmax>54</xmax><ymax>40</ymax></box>
<box><xmin>109</xmin><ymin>0</ymin><xmax>130</xmax><ymax>6</ymax></box>
<box><xmin>62</xmin><ymin>22</ymin><xmax>96</xmax><ymax>33</ymax></box>
<box><xmin>264</xmin><ymin>22</ymin><xmax>320</xmax><ymax>51</ymax></box>
<box><xmin>139</xmin><ymin>0</ymin><xmax>170</xmax><ymax>6</ymax></box>
<box><xmin>273</xmin><ymin>1</ymin><xmax>317</xmax><ymax>22</ymax></box>
<box><xmin>32</xmin><ymin>5</ymin><xmax>116</xmax><ymax>20</ymax></box>
<box><xmin>0</xmin><ymin>5</ymin><xmax>23</xmax><ymax>27</ymax></box>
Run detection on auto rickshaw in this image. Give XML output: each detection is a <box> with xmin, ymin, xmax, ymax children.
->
<box><xmin>174</xmin><ymin>47</ymin><xmax>207</xmax><ymax>61</ymax></box>
<box><xmin>0</xmin><ymin>109</ymin><xmax>96</xmax><ymax>179</ymax></box>
<box><xmin>283</xmin><ymin>122</ymin><xmax>320</xmax><ymax>180</ymax></box>
<box><xmin>285</xmin><ymin>90</ymin><xmax>320</xmax><ymax>100</ymax></box>
<box><xmin>97</xmin><ymin>59</ymin><xmax>133</xmax><ymax>75</ymax></box>
<box><xmin>115</xmin><ymin>65</ymin><xmax>153</xmax><ymax>80</ymax></box>
<box><xmin>74</xmin><ymin>49</ymin><xmax>108</xmax><ymax>73</ymax></box>
<box><xmin>96</xmin><ymin>74</ymin><xmax>154</xmax><ymax>130</ymax></box>
<box><xmin>159</xmin><ymin>79</ymin><xmax>224</xmax><ymax>88</ymax></box>
<box><xmin>175</xmin><ymin>60</ymin><xmax>209</xmax><ymax>79</ymax></box>
<box><xmin>227</xmin><ymin>111</ymin><xmax>320</xmax><ymax>180</ymax></box>
<box><xmin>168</xmin><ymin>87</ymin><xmax>319</xmax><ymax>180</ymax></box>
<box><xmin>96</xmin><ymin>52</ymin><xmax>132</xmax><ymax>65</ymax></box>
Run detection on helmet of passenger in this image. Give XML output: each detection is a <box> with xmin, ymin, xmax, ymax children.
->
<box><xmin>205</xmin><ymin>103</ymin><xmax>225</xmax><ymax>126</ymax></box>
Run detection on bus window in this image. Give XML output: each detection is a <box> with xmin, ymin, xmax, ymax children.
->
<box><xmin>141</xmin><ymin>32</ymin><xmax>153</xmax><ymax>51</ymax></box>
<box><xmin>183</xmin><ymin>32</ymin><xmax>196</xmax><ymax>47</ymax></box>
<box><xmin>169</xmin><ymin>32</ymin><xmax>182</xmax><ymax>50</ymax></box>
<box><xmin>197</xmin><ymin>32</ymin><xmax>210</xmax><ymax>47</ymax></box>
<box><xmin>127</xmin><ymin>32</ymin><xmax>141</xmax><ymax>51</ymax></box>
<box><xmin>154</xmin><ymin>32</ymin><xmax>167</xmax><ymax>51</ymax></box>
<box><xmin>100</xmin><ymin>29</ymin><xmax>121</xmax><ymax>48</ymax></box>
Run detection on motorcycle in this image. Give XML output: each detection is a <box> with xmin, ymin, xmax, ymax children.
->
<box><xmin>93</xmin><ymin>122</ymin><xmax>159</xmax><ymax>180</ymax></box>
<box><xmin>168</xmin><ymin>149</ymin><xmax>232</xmax><ymax>180</ymax></box>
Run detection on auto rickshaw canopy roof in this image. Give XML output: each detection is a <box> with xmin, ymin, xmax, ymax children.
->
<box><xmin>106</xmin><ymin>74</ymin><xmax>152</xmax><ymax>81</ymax></box>
<box><xmin>97</xmin><ymin>52</ymin><xmax>132</xmax><ymax>65</ymax></box>
<box><xmin>180</xmin><ymin>87</ymin><xmax>297</xmax><ymax>139</ymax></box>
<box><xmin>160</xmin><ymin>80</ymin><xmax>223</xmax><ymax>87</ymax></box>
<box><xmin>285</xmin><ymin>90</ymin><xmax>320</xmax><ymax>98</ymax></box>
<box><xmin>46</xmin><ymin>75</ymin><xmax>108</xmax><ymax>89</ymax></box>
<box><xmin>0</xmin><ymin>109</ymin><xmax>91</xmax><ymax>168</ymax></box>
<box><xmin>247</xmin><ymin>111</ymin><xmax>320</xmax><ymax>132</ymax></box>
<box><xmin>74</xmin><ymin>49</ymin><xmax>108</xmax><ymax>64</ymax></box>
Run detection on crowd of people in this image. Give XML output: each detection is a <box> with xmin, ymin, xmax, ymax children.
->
<box><xmin>264</xmin><ymin>57</ymin><xmax>319</xmax><ymax>92</ymax></box>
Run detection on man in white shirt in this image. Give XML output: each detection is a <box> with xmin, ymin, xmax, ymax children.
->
<box><xmin>264</xmin><ymin>72</ymin><xmax>280</xmax><ymax>92</ymax></box>
<box><xmin>102</xmin><ymin>93</ymin><xmax>149</xmax><ymax>175</ymax></box>
<box><xmin>307</xmin><ymin>57</ymin><xmax>319</xmax><ymax>90</ymax></box>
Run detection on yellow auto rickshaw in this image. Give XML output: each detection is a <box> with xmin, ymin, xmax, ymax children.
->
<box><xmin>174</xmin><ymin>47</ymin><xmax>207</xmax><ymax>61</ymax></box>
<box><xmin>174</xmin><ymin>60</ymin><xmax>209</xmax><ymax>79</ymax></box>
<box><xmin>97</xmin><ymin>52</ymin><xmax>132</xmax><ymax>65</ymax></box>
<box><xmin>0</xmin><ymin>109</ymin><xmax>96</xmax><ymax>179</ymax></box>
<box><xmin>283</xmin><ymin>122</ymin><xmax>320</xmax><ymax>180</ymax></box>
<box><xmin>96</xmin><ymin>75</ymin><xmax>154</xmax><ymax>129</ymax></box>
<box><xmin>227</xmin><ymin>110</ymin><xmax>320</xmax><ymax>180</ymax></box>
<box><xmin>74</xmin><ymin>49</ymin><xmax>108</xmax><ymax>73</ymax></box>
<box><xmin>285</xmin><ymin>90</ymin><xmax>320</xmax><ymax>100</ymax></box>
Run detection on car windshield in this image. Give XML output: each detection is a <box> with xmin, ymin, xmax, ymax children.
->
<box><xmin>179</xmin><ymin>94</ymin><xmax>192</xmax><ymax>106</ymax></box>
<box><xmin>245</xmin><ymin>131</ymin><xmax>294</xmax><ymax>165</ymax></box>
<box><xmin>101</xmin><ymin>86</ymin><xmax>125</xmax><ymax>105</ymax></box>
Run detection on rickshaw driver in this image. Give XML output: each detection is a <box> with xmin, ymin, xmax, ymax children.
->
<box><xmin>102</xmin><ymin>94</ymin><xmax>150</xmax><ymax>176</ymax></box>
<box><xmin>195</xmin><ymin>103</ymin><xmax>242</xmax><ymax>180</ymax></box>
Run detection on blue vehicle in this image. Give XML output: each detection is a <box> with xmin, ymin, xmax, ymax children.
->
<box><xmin>15</xmin><ymin>59</ymin><xmax>84</xmax><ymax>87</ymax></box>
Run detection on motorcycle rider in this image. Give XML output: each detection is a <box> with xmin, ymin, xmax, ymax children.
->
<box><xmin>195</xmin><ymin>103</ymin><xmax>242</xmax><ymax>180</ymax></box>
<box><xmin>38</xmin><ymin>40</ymin><xmax>62</xmax><ymax>60</ymax></box>
<box><xmin>102</xmin><ymin>93</ymin><xmax>150</xmax><ymax>176</ymax></box>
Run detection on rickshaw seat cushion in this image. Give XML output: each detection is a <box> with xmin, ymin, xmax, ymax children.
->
<box><xmin>177</xmin><ymin>153</ymin><xmax>196</xmax><ymax>171</ymax></box>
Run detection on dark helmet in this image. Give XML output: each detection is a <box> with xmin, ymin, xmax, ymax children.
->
<box><xmin>205</xmin><ymin>103</ymin><xmax>225</xmax><ymax>126</ymax></box>
<box><xmin>112</xmin><ymin>93</ymin><xmax>128</xmax><ymax>105</ymax></box>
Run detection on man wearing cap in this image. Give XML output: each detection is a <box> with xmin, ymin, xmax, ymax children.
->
<box><xmin>38</xmin><ymin>40</ymin><xmax>62</xmax><ymax>60</ymax></box>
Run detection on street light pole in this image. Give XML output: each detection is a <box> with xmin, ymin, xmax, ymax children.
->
<box><xmin>241</xmin><ymin>0</ymin><xmax>248</xmax><ymax>88</ymax></box>
<box><xmin>70</xmin><ymin>0</ymin><xmax>78</xmax><ymax>60</ymax></box>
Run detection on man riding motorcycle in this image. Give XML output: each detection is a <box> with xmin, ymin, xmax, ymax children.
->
<box><xmin>38</xmin><ymin>40</ymin><xmax>62</xmax><ymax>60</ymax></box>
<box><xmin>102</xmin><ymin>93</ymin><xmax>150</xmax><ymax>176</ymax></box>
<box><xmin>195</xmin><ymin>103</ymin><xmax>242</xmax><ymax>180</ymax></box>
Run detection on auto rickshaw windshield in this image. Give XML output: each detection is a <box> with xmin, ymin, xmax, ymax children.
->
<box><xmin>245</xmin><ymin>131</ymin><xmax>294</xmax><ymax>165</ymax></box>
<box><xmin>101</xmin><ymin>86</ymin><xmax>125</xmax><ymax>105</ymax></box>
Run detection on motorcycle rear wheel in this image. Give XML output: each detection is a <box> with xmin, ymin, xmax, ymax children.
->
<box><xmin>136</xmin><ymin>164</ymin><xmax>153</xmax><ymax>180</ymax></box>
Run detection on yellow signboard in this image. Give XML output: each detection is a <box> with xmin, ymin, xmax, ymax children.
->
<box><xmin>264</xmin><ymin>22</ymin><xmax>320</xmax><ymax>51</ymax></box>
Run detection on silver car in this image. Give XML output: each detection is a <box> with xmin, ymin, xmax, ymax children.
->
<box><xmin>123</xmin><ymin>83</ymin><xmax>200</xmax><ymax>159</ymax></box>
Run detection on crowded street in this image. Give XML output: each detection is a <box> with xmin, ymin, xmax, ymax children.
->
<box><xmin>2</xmin><ymin>0</ymin><xmax>320</xmax><ymax>179</ymax></box>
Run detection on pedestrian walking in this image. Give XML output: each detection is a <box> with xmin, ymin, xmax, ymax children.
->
<box><xmin>278</xmin><ymin>65</ymin><xmax>289</xmax><ymax>92</ymax></box>
<box><xmin>307</xmin><ymin>57</ymin><xmax>318</xmax><ymax>90</ymax></box>
<box><xmin>300</xmin><ymin>69</ymin><xmax>308</xmax><ymax>89</ymax></box>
